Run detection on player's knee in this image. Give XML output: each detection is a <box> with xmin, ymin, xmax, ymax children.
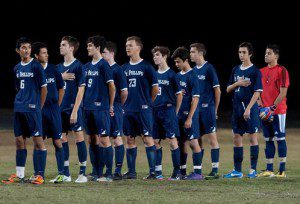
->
<box><xmin>34</xmin><ymin>137</ymin><xmax>45</xmax><ymax>150</ymax></box>
<box><xmin>169</xmin><ymin>138</ymin><xmax>178</xmax><ymax>150</ymax></box>
<box><xmin>114</xmin><ymin>136</ymin><xmax>123</xmax><ymax>146</ymax></box>
<box><xmin>233</xmin><ymin>135</ymin><xmax>242</xmax><ymax>146</ymax></box>
<box><xmin>61</xmin><ymin>135</ymin><xmax>68</xmax><ymax>143</ymax></box>
<box><xmin>189</xmin><ymin>139</ymin><xmax>201</xmax><ymax>151</ymax></box>
<box><xmin>53</xmin><ymin>139</ymin><xmax>63</xmax><ymax>149</ymax></box>
<box><xmin>100</xmin><ymin>136</ymin><xmax>111</xmax><ymax>147</ymax></box>
<box><xmin>154</xmin><ymin>139</ymin><xmax>161</xmax><ymax>148</ymax></box>
<box><xmin>249</xmin><ymin>135</ymin><xmax>258</xmax><ymax>146</ymax></box>
<box><xmin>15</xmin><ymin>137</ymin><xmax>25</xmax><ymax>149</ymax></box>
<box><xmin>143</xmin><ymin>137</ymin><xmax>154</xmax><ymax>147</ymax></box>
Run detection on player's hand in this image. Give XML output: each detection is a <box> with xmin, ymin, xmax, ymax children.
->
<box><xmin>243</xmin><ymin>108</ymin><xmax>251</xmax><ymax>120</ymax></box>
<box><xmin>109</xmin><ymin>106</ymin><xmax>114</xmax><ymax>117</ymax></box>
<box><xmin>184</xmin><ymin>118</ymin><xmax>192</xmax><ymax>129</ymax></box>
<box><xmin>259</xmin><ymin>107</ymin><xmax>274</xmax><ymax>122</ymax></box>
<box><xmin>62</xmin><ymin>70</ymin><xmax>75</xmax><ymax>81</ymax></box>
<box><xmin>237</xmin><ymin>79</ymin><xmax>251</xmax><ymax>87</ymax></box>
<box><xmin>70</xmin><ymin>111</ymin><xmax>78</xmax><ymax>124</ymax></box>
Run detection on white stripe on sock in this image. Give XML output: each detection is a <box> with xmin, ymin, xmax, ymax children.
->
<box><xmin>155</xmin><ymin>165</ymin><xmax>162</xmax><ymax>171</ymax></box>
<box><xmin>279</xmin><ymin>157</ymin><xmax>287</xmax><ymax>162</ymax></box>
<box><xmin>79</xmin><ymin>161</ymin><xmax>87</xmax><ymax>166</ymax></box>
<box><xmin>266</xmin><ymin>158</ymin><xmax>274</xmax><ymax>164</ymax></box>
<box><xmin>212</xmin><ymin>162</ymin><xmax>219</xmax><ymax>168</ymax></box>
<box><xmin>16</xmin><ymin>166</ymin><xmax>25</xmax><ymax>178</ymax></box>
<box><xmin>194</xmin><ymin>165</ymin><xmax>202</xmax><ymax>170</ymax></box>
<box><xmin>64</xmin><ymin>160</ymin><xmax>69</xmax><ymax>166</ymax></box>
<box><xmin>180</xmin><ymin>165</ymin><xmax>186</xmax><ymax>169</ymax></box>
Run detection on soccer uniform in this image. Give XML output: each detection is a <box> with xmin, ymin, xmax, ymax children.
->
<box><xmin>193</xmin><ymin>62</ymin><xmax>219</xmax><ymax>135</ymax></box>
<box><xmin>227</xmin><ymin>64</ymin><xmax>263</xmax><ymax>135</ymax></box>
<box><xmin>42</xmin><ymin>63</ymin><xmax>64</xmax><ymax>140</ymax></box>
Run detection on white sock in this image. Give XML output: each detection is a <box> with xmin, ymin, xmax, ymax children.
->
<box><xmin>16</xmin><ymin>166</ymin><xmax>25</xmax><ymax>178</ymax></box>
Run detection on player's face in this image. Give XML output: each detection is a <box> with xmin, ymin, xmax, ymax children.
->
<box><xmin>17</xmin><ymin>43</ymin><xmax>31</xmax><ymax>59</ymax></box>
<box><xmin>238</xmin><ymin>47</ymin><xmax>251</xmax><ymax>62</ymax></box>
<box><xmin>102</xmin><ymin>48</ymin><xmax>113</xmax><ymax>61</ymax></box>
<box><xmin>87</xmin><ymin>42</ymin><xmax>98</xmax><ymax>57</ymax></box>
<box><xmin>174</xmin><ymin>57</ymin><xmax>184</xmax><ymax>70</ymax></box>
<box><xmin>190</xmin><ymin>47</ymin><xmax>200</xmax><ymax>62</ymax></box>
<box><xmin>265</xmin><ymin>48</ymin><xmax>278</xmax><ymax>64</ymax></box>
<box><xmin>126</xmin><ymin>40</ymin><xmax>140</xmax><ymax>57</ymax></box>
<box><xmin>36</xmin><ymin>48</ymin><xmax>48</xmax><ymax>63</ymax></box>
<box><xmin>153</xmin><ymin>51</ymin><xmax>165</xmax><ymax>65</ymax></box>
<box><xmin>60</xmin><ymin>40</ymin><xmax>72</xmax><ymax>56</ymax></box>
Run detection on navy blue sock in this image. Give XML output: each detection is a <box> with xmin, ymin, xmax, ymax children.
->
<box><xmin>250</xmin><ymin>145</ymin><xmax>259</xmax><ymax>170</ymax></box>
<box><xmin>277</xmin><ymin>140</ymin><xmax>287</xmax><ymax>172</ymax></box>
<box><xmin>16</xmin><ymin>149</ymin><xmax>27</xmax><ymax>167</ymax></box>
<box><xmin>62</xmin><ymin>142</ymin><xmax>70</xmax><ymax>177</ymax></box>
<box><xmin>211</xmin><ymin>148</ymin><xmax>220</xmax><ymax>173</ymax></box>
<box><xmin>146</xmin><ymin>145</ymin><xmax>156</xmax><ymax>174</ymax></box>
<box><xmin>155</xmin><ymin>147</ymin><xmax>163</xmax><ymax>175</ymax></box>
<box><xmin>33</xmin><ymin>150</ymin><xmax>38</xmax><ymax>176</ymax></box>
<box><xmin>97</xmin><ymin>146</ymin><xmax>104</xmax><ymax>177</ymax></box>
<box><xmin>171</xmin><ymin>148</ymin><xmax>180</xmax><ymax>174</ymax></box>
<box><xmin>37</xmin><ymin>150</ymin><xmax>47</xmax><ymax>178</ymax></box>
<box><xmin>234</xmin><ymin>147</ymin><xmax>243</xmax><ymax>172</ymax></box>
<box><xmin>89</xmin><ymin>144</ymin><xmax>97</xmax><ymax>176</ymax></box>
<box><xmin>76</xmin><ymin>141</ymin><xmax>87</xmax><ymax>175</ymax></box>
<box><xmin>104</xmin><ymin>146</ymin><xmax>113</xmax><ymax>176</ymax></box>
<box><xmin>55</xmin><ymin>146</ymin><xmax>64</xmax><ymax>175</ymax></box>
<box><xmin>126</xmin><ymin>147</ymin><xmax>137</xmax><ymax>174</ymax></box>
<box><xmin>265</xmin><ymin>141</ymin><xmax>275</xmax><ymax>171</ymax></box>
<box><xmin>114</xmin><ymin>144</ymin><xmax>124</xmax><ymax>174</ymax></box>
<box><xmin>193</xmin><ymin>152</ymin><xmax>202</xmax><ymax>174</ymax></box>
<box><xmin>180</xmin><ymin>152</ymin><xmax>188</xmax><ymax>175</ymax></box>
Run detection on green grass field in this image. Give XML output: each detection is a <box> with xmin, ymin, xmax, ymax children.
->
<box><xmin>1</xmin><ymin>128</ymin><xmax>299</xmax><ymax>203</ymax></box>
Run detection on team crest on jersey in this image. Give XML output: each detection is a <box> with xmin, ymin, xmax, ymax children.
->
<box><xmin>94</xmin><ymin>102</ymin><xmax>101</xmax><ymax>106</ymax></box>
<box><xmin>126</xmin><ymin>70</ymin><xmax>144</xmax><ymax>76</ymax></box>
<box><xmin>158</xmin><ymin>79</ymin><xmax>170</xmax><ymax>85</ymax></box>
<box><xmin>180</xmin><ymin>81</ymin><xmax>187</xmax><ymax>87</ymax></box>
<box><xmin>46</xmin><ymin>78</ymin><xmax>55</xmax><ymax>84</ymax></box>
<box><xmin>18</xmin><ymin>72</ymin><xmax>34</xmax><ymax>78</ymax></box>
<box><xmin>198</xmin><ymin>75</ymin><xmax>206</xmax><ymax>80</ymax></box>
<box><xmin>142</xmin><ymin>105</ymin><xmax>148</xmax><ymax>109</ymax></box>
<box><xmin>28</xmin><ymin>104</ymin><xmax>36</xmax><ymax>109</ymax></box>
<box><xmin>87</xmin><ymin>70</ymin><xmax>99</xmax><ymax>76</ymax></box>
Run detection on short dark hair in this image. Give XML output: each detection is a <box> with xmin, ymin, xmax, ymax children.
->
<box><xmin>190</xmin><ymin>43</ymin><xmax>206</xmax><ymax>56</ymax></box>
<box><xmin>32</xmin><ymin>42</ymin><xmax>47</xmax><ymax>56</ymax></box>
<box><xmin>127</xmin><ymin>36</ymin><xmax>143</xmax><ymax>50</ymax></box>
<box><xmin>87</xmin><ymin>35</ymin><xmax>107</xmax><ymax>53</ymax></box>
<box><xmin>151</xmin><ymin>46</ymin><xmax>170</xmax><ymax>58</ymax></box>
<box><xmin>16</xmin><ymin>37</ymin><xmax>31</xmax><ymax>49</ymax></box>
<box><xmin>62</xmin><ymin>36</ymin><xmax>80</xmax><ymax>54</ymax></box>
<box><xmin>266</xmin><ymin>44</ymin><xmax>280</xmax><ymax>56</ymax></box>
<box><xmin>104</xmin><ymin>41</ymin><xmax>117</xmax><ymax>55</ymax></box>
<box><xmin>239</xmin><ymin>42</ymin><xmax>254</xmax><ymax>56</ymax></box>
<box><xmin>171</xmin><ymin>46</ymin><xmax>190</xmax><ymax>61</ymax></box>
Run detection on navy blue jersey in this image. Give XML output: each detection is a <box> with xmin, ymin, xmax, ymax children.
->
<box><xmin>177</xmin><ymin>69</ymin><xmax>200</xmax><ymax>117</ymax></box>
<box><xmin>193</xmin><ymin>62</ymin><xmax>220</xmax><ymax>107</ymax></box>
<box><xmin>14</xmin><ymin>59</ymin><xmax>47</xmax><ymax>112</ymax></box>
<box><xmin>154</xmin><ymin>68</ymin><xmax>181</xmax><ymax>108</ymax></box>
<box><xmin>44</xmin><ymin>63</ymin><xmax>64</xmax><ymax>107</ymax></box>
<box><xmin>57</xmin><ymin>59</ymin><xmax>86</xmax><ymax>111</ymax></box>
<box><xmin>83</xmin><ymin>58</ymin><xmax>113</xmax><ymax>110</ymax></box>
<box><xmin>227</xmin><ymin>64</ymin><xmax>263</xmax><ymax>104</ymax></box>
<box><xmin>123</xmin><ymin>60</ymin><xmax>158</xmax><ymax>112</ymax></box>
<box><xmin>111</xmin><ymin>62</ymin><xmax>127</xmax><ymax>105</ymax></box>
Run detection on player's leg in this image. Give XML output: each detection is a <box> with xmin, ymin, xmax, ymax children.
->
<box><xmin>167</xmin><ymin>137</ymin><xmax>181</xmax><ymax>180</ymax></box>
<box><xmin>61</xmin><ymin>111</ymin><xmax>71</xmax><ymax>180</ymax></box>
<box><xmin>153</xmin><ymin>109</ymin><xmax>164</xmax><ymax>179</ymax></box>
<box><xmin>178</xmin><ymin>119</ymin><xmax>188</xmax><ymax>178</ymax></box>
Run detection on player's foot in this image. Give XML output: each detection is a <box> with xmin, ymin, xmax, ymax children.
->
<box><xmin>63</xmin><ymin>175</ymin><xmax>72</xmax><ymax>182</ymax></box>
<box><xmin>143</xmin><ymin>173</ymin><xmax>156</xmax><ymax>180</ymax></box>
<box><xmin>275</xmin><ymin>171</ymin><xmax>287</xmax><ymax>178</ymax></box>
<box><xmin>168</xmin><ymin>172</ymin><xmax>181</xmax><ymax>180</ymax></box>
<box><xmin>205</xmin><ymin>171</ymin><xmax>220</xmax><ymax>180</ymax></box>
<box><xmin>75</xmin><ymin>174</ymin><xmax>87</xmax><ymax>183</ymax></box>
<box><xmin>186</xmin><ymin>172</ymin><xmax>204</xmax><ymax>180</ymax></box>
<box><xmin>155</xmin><ymin>174</ymin><xmax>164</xmax><ymax>180</ymax></box>
<box><xmin>112</xmin><ymin>172</ymin><xmax>123</xmax><ymax>180</ymax></box>
<box><xmin>2</xmin><ymin>174</ymin><xmax>25</xmax><ymax>184</ymax></box>
<box><xmin>97</xmin><ymin>175</ymin><xmax>113</xmax><ymax>182</ymax></box>
<box><xmin>122</xmin><ymin>172</ymin><xmax>137</xmax><ymax>179</ymax></box>
<box><xmin>247</xmin><ymin>169</ymin><xmax>257</xmax><ymax>178</ymax></box>
<box><xmin>223</xmin><ymin>170</ymin><xmax>243</xmax><ymax>178</ymax></box>
<box><xmin>30</xmin><ymin>175</ymin><xmax>44</xmax><ymax>185</ymax></box>
<box><xmin>87</xmin><ymin>173</ymin><xmax>98</xmax><ymax>181</ymax></box>
<box><xmin>49</xmin><ymin>174</ymin><xmax>64</xmax><ymax>183</ymax></box>
<box><xmin>177</xmin><ymin>172</ymin><xmax>187</xmax><ymax>180</ymax></box>
<box><xmin>258</xmin><ymin>170</ymin><xmax>275</xmax><ymax>178</ymax></box>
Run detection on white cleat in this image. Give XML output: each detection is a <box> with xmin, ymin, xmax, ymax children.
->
<box><xmin>75</xmin><ymin>174</ymin><xmax>87</xmax><ymax>183</ymax></box>
<box><xmin>63</xmin><ymin>175</ymin><xmax>72</xmax><ymax>182</ymax></box>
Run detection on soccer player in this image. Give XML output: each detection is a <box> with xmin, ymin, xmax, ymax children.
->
<box><xmin>258</xmin><ymin>44</ymin><xmax>290</xmax><ymax>178</ymax></box>
<box><xmin>102</xmin><ymin>41</ymin><xmax>128</xmax><ymax>180</ymax></box>
<box><xmin>172</xmin><ymin>46</ymin><xmax>204</xmax><ymax>180</ymax></box>
<box><xmin>224</xmin><ymin>42</ymin><xmax>262</xmax><ymax>178</ymax></box>
<box><xmin>190</xmin><ymin>43</ymin><xmax>221</xmax><ymax>179</ymax></box>
<box><xmin>32</xmin><ymin>42</ymin><xmax>65</xmax><ymax>183</ymax></box>
<box><xmin>122</xmin><ymin>36</ymin><xmax>159</xmax><ymax>179</ymax></box>
<box><xmin>84</xmin><ymin>35</ymin><xmax>116</xmax><ymax>182</ymax></box>
<box><xmin>57</xmin><ymin>36</ymin><xmax>87</xmax><ymax>183</ymax></box>
<box><xmin>2</xmin><ymin>37</ymin><xmax>48</xmax><ymax>185</ymax></box>
<box><xmin>151</xmin><ymin>46</ymin><xmax>182</xmax><ymax>180</ymax></box>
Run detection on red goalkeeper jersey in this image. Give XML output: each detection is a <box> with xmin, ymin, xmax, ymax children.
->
<box><xmin>260</xmin><ymin>65</ymin><xmax>290</xmax><ymax>114</ymax></box>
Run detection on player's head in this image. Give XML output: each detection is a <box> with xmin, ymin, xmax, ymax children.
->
<box><xmin>86</xmin><ymin>35</ymin><xmax>106</xmax><ymax>57</ymax></box>
<box><xmin>102</xmin><ymin>41</ymin><xmax>117</xmax><ymax>62</ymax></box>
<box><xmin>151</xmin><ymin>46</ymin><xmax>170</xmax><ymax>66</ymax></box>
<box><xmin>190</xmin><ymin>43</ymin><xmax>206</xmax><ymax>62</ymax></box>
<box><xmin>32</xmin><ymin>42</ymin><xmax>48</xmax><ymax>64</ymax></box>
<box><xmin>265</xmin><ymin>44</ymin><xmax>280</xmax><ymax>64</ymax></box>
<box><xmin>60</xmin><ymin>36</ymin><xmax>79</xmax><ymax>56</ymax></box>
<box><xmin>126</xmin><ymin>36</ymin><xmax>143</xmax><ymax>57</ymax></box>
<box><xmin>238</xmin><ymin>42</ymin><xmax>254</xmax><ymax>62</ymax></box>
<box><xmin>16</xmin><ymin>37</ymin><xmax>32</xmax><ymax>59</ymax></box>
<box><xmin>171</xmin><ymin>46</ymin><xmax>190</xmax><ymax>70</ymax></box>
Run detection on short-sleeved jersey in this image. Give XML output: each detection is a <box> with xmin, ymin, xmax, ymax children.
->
<box><xmin>227</xmin><ymin>64</ymin><xmax>263</xmax><ymax>104</ymax></box>
<box><xmin>260</xmin><ymin>65</ymin><xmax>290</xmax><ymax>114</ymax></box>
<box><xmin>14</xmin><ymin>58</ymin><xmax>47</xmax><ymax>112</ymax></box>
<box><xmin>111</xmin><ymin>62</ymin><xmax>127</xmax><ymax>105</ymax></box>
<box><xmin>44</xmin><ymin>63</ymin><xmax>64</xmax><ymax>107</ymax></box>
<box><xmin>177</xmin><ymin>69</ymin><xmax>200</xmax><ymax>117</ymax></box>
<box><xmin>154</xmin><ymin>68</ymin><xmax>181</xmax><ymax>108</ymax></box>
<box><xmin>83</xmin><ymin>58</ymin><xmax>113</xmax><ymax>111</ymax></box>
<box><xmin>123</xmin><ymin>60</ymin><xmax>158</xmax><ymax>112</ymax></box>
<box><xmin>193</xmin><ymin>62</ymin><xmax>220</xmax><ymax>107</ymax></box>
<box><xmin>57</xmin><ymin>59</ymin><xmax>86</xmax><ymax>111</ymax></box>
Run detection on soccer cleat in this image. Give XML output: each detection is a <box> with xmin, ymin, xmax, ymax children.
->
<box><xmin>275</xmin><ymin>171</ymin><xmax>287</xmax><ymax>178</ymax></box>
<box><xmin>97</xmin><ymin>176</ymin><xmax>113</xmax><ymax>182</ymax></box>
<box><xmin>155</xmin><ymin>175</ymin><xmax>164</xmax><ymax>180</ymax></box>
<box><xmin>168</xmin><ymin>173</ymin><xmax>181</xmax><ymax>181</ymax></box>
<box><xmin>75</xmin><ymin>174</ymin><xmax>87</xmax><ymax>183</ymax></box>
<box><xmin>2</xmin><ymin>174</ymin><xmax>25</xmax><ymax>184</ymax></box>
<box><xmin>143</xmin><ymin>173</ymin><xmax>156</xmax><ymax>180</ymax></box>
<box><xmin>205</xmin><ymin>171</ymin><xmax>220</xmax><ymax>180</ymax></box>
<box><xmin>257</xmin><ymin>170</ymin><xmax>275</xmax><ymax>178</ymax></box>
<box><xmin>122</xmin><ymin>172</ymin><xmax>137</xmax><ymax>179</ymax></box>
<box><xmin>177</xmin><ymin>172</ymin><xmax>187</xmax><ymax>180</ymax></box>
<box><xmin>49</xmin><ymin>175</ymin><xmax>64</xmax><ymax>183</ymax></box>
<box><xmin>223</xmin><ymin>170</ymin><xmax>243</xmax><ymax>178</ymax></box>
<box><xmin>112</xmin><ymin>172</ymin><xmax>123</xmax><ymax>180</ymax></box>
<box><xmin>31</xmin><ymin>175</ymin><xmax>44</xmax><ymax>185</ymax></box>
<box><xmin>247</xmin><ymin>169</ymin><xmax>257</xmax><ymax>178</ymax></box>
<box><xmin>63</xmin><ymin>175</ymin><xmax>72</xmax><ymax>182</ymax></box>
<box><xmin>186</xmin><ymin>172</ymin><xmax>204</xmax><ymax>180</ymax></box>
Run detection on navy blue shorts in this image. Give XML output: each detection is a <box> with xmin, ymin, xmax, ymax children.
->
<box><xmin>199</xmin><ymin>105</ymin><xmax>217</xmax><ymax>136</ymax></box>
<box><xmin>85</xmin><ymin>110</ymin><xmax>110</xmax><ymax>136</ymax></box>
<box><xmin>110</xmin><ymin>104</ymin><xmax>123</xmax><ymax>138</ymax></box>
<box><xmin>14</xmin><ymin>111</ymin><xmax>43</xmax><ymax>138</ymax></box>
<box><xmin>61</xmin><ymin>108</ymin><xmax>84</xmax><ymax>134</ymax></box>
<box><xmin>153</xmin><ymin>106</ymin><xmax>179</xmax><ymax>140</ymax></box>
<box><xmin>178</xmin><ymin>112</ymin><xmax>200</xmax><ymax>141</ymax></box>
<box><xmin>42</xmin><ymin>104</ymin><xmax>62</xmax><ymax>140</ymax></box>
<box><xmin>232</xmin><ymin>102</ymin><xmax>260</xmax><ymax>135</ymax></box>
<box><xmin>123</xmin><ymin>111</ymin><xmax>153</xmax><ymax>137</ymax></box>
<box><xmin>261</xmin><ymin>114</ymin><xmax>286</xmax><ymax>141</ymax></box>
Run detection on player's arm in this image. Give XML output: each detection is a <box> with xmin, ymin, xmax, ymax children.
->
<box><xmin>175</xmin><ymin>92</ymin><xmax>183</xmax><ymax>115</ymax></box>
<box><xmin>274</xmin><ymin>87</ymin><xmax>288</xmax><ymax>106</ymax></box>
<box><xmin>119</xmin><ymin>69</ymin><xmax>128</xmax><ymax>105</ymax></box>
<box><xmin>35</xmin><ymin>63</ymin><xmax>47</xmax><ymax>109</ymax></box>
<box><xmin>214</xmin><ymin>87</ymin><xmax>221</xmax><ymax>118</ymax></box>
<box><xmin>226</xmin><ymin>79</ymin><xmax>251</xmax><ymax>93</ymax></box>
<box><xmin>185</xmin><ymin>96</ymin><xmax>199</xmax><ymax>128</ymax></box>
<box><xmin>209</xmin><ymin>67</ymin><xmax>221</xmax><ymax>117</ymax></box>
<box><xmin>108</xmin><ymin>81</ymin><xmax>116</xmax><ymax>115</ymax></box>
<box><xmin>58</xmin><ymin>88</ymin><xmax>65</xmax><ymax>106</ymax></box>
<box><xmin>55</xmin><ymin>67</ymin><xmax>65</xmax><ymax>106</ymax></box>
<box><xmin>244</xmin><ymin>91</ymin><xmax>261</xmax><ymax>119</ymax></box>
<box><xmin>121</xmin><ymin>89</ymin><xmax>128</xmax><ymax>105</ymax></box>
<box><xmin>40</xmin><ymin>86</ymin><xmax>47</xmax><ymax>109</ymax></box>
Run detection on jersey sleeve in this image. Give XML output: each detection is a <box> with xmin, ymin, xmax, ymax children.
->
<box><xmin>208</xmin><ymin>66</ymin><xmax>220</xmax><ymax>88</ymax></box>
<box><xmin>103</xmin><ymin>62</ymin><xmax>114</xmax><ymax>83</ymax></box>
<box><xmin>146</xmin><ymin>64</ymin><xmax>158</xmax><ymax>87</ymax></box>
<box><xmin>33</xmin><ymin>62</ymin><xmax>47</xmax><ymax>88</ymax></box>
<box><xmin>280</xmin><ymin>67</ymin><xmax>290</xmax><ymax>88</ymax></box>
<box><xmin>75</xmin><ymin>63</ymin><xmax>86</xmax><ymax>87</ymax></box>
<box><xmin>227</xmin><ymin>67</ymin><xmax>236</xmax><ymax>87</ymax></box>
<box><xmin>173</xmin><ymin>73</ymin><xmax>182</xmax><ymax>95</ymax></box>
<box><xmin>254</xmin><ymin>68</ymin><xmax>263</xmax><ymax>92</ymax></box>
<box><xmin>190</xmin><ymin>74</ymin><xmax>200</xmax><ymax>97</ymax></box>
<box><xmin>54</xmin><ymin>66</ymin><xmax>64</xmax><ymax>89</ymax></box>
<box><xmin>118</xmin><ymin>68</ymin><xmax>128</xmax><ymax>91</ymax></box>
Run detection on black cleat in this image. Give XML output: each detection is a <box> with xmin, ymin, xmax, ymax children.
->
<box><xmin>112</xmin><ymin>172</ymin><xmax>123</xmax><ymax>180</ymax></box>
<box><xmin>205</xmin><ymin>171</ymin><xmax>220</xmax><ymax>180</ymax></box>
<box><xmin>122</xmin><ymin>172</ymin><xmax>137</xmax><ymax>179</ymax></box>
<box><xmin>143</xmin><ymin>173</ymin><xmax>156</xmax><ymax>180</ymax></box>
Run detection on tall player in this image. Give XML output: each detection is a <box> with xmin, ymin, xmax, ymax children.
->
<box><xmin>190</xmin><ymin>43</ymin><xmax>221</xmax><ymax>179</ymax></box>
<box><xmin>58</xmin><ymin>36</ymin><xmax>87</xmax><ymax>183</ymax></box>
<box><xmin>102</xmin><ymin>41</ymin><xmax>128</xmax><ymax>180</ymax></box>
<box><xmin>2</xmin><ymin>37</ymin><xmax>47</xmax><ymax>185</ymax></box>
<box><xmin>224</xmin><ymin>42</ymin><xmax>262</xmax><ymax>178</ymax></box>
<box><xmin>32</xmin><ymin>42</ymin><xmax>66</xmax><ymax>183</ymax></box>
<box><xmin>122</xmin><ymin>36</ymin><xmax>159</xmax><ymax>180</ymax></box>
<box><xmin>151</xmin><ymin>46</ymin><xmax>182</xmax><ymax>180</ymax></box>
<box><xmin>172</xmin><ymin>47</ymin><xmax>203</xmax><ymax>180</ymax></box>
<box><xmin>258</xmin><ymin>44</ymin><xmax>289</xmax><ymax>178</ymax></box>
